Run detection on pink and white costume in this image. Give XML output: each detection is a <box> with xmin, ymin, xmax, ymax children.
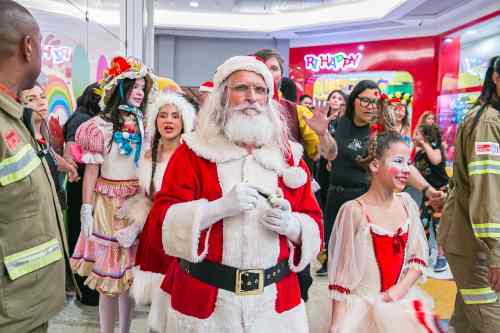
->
<box><xmin>70</xmin><ymin>116</ymin><xmax>140</xmax><ymax>294</ymax></box>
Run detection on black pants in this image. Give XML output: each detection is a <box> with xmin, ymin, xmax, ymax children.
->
<box><xmin>66</xmin><ymin>166</ymin><xmax>99</xmax><ymax>305</ymax></box>
<box><xmin>297</xmin><ymin>265</ymin><xmax>313</xmax><ymax>302</ymax></box>
<box><xmin>324</xmin><ymin>185</ymin><xmax>367</xmax><ymax>250</ymax></box>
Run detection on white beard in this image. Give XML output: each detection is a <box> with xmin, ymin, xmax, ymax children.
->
<box><xmin>224</xmin><ymin>106</ymin><xmax>274</xmax><ymax>147</ymax></box>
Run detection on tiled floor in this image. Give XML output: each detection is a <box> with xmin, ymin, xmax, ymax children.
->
<box><xmin>49</xmin><ymin>268</ymin><xmax>450</xmax><ymax>332</ymax></box>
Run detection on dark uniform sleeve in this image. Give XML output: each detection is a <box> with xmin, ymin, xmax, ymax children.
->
<box><xmin>467</xmin><ymin>118</ymin><xmax>500</xmax><ymax>267</ymax></box>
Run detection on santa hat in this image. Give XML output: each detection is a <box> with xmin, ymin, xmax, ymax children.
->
<box><xmin>213</xmin><ymin>55</ymin><xmax>274</xmax><ymax>101</ymax></box>
<box><xmin>146</xmin><ymin>92</ymin><xmax>196</xmax><ymax>140</ymax></box>
<box><xmin>199</xmin><ymin>80</ymin><xmax>214</xmax><ymax>93</ymax></box>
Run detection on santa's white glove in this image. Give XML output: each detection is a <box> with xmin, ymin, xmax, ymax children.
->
<box><xmin>80</xmin><ymin>203</ymin><xmax>94</xmax><ymax>237</ymax></box>
<box><xmin>200</xmin><ymin>183</ymin><xmax>260</xmax><ymax>230</ymax></box>
<box><xmin>115</xmin><ymin>222</ymin><xmax>143</xmax><ymax>248</ymax></box>
<box><xmin>261</xmin><ymin>198</ymin><xmax>301</xmax><ymax>244</ymax></box>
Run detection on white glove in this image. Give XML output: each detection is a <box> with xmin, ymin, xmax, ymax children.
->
<box><xmin>201</xmin><ymin>183</ymin><xmax>260</xmax><ymax>230</ymax></box>
<box><xmin>261</xmin><ymin>197</ymin><xmax>302</xmax><ymax>244</ymax></box>
<box><xmin>115</xmin><ymin>222</ymin><xmax>142</xmax><ymax>248</ymax></box>
<box><xmin>80</xmin><ymin>203</ymin><xmax>94</xmax><ymax>237</ymax></box>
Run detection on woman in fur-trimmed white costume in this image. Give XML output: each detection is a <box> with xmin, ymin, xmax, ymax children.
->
<box><xmin>115</xmin><ymin>92</ymin><xmax>196</xmax><ymax>332</ymax></box>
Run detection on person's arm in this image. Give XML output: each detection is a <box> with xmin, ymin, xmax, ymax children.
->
<box><xmin>319</xmin><ymin>132</ymin><xmax>338</xmax><ymax>161</ymax></box>
<box><xmin>466</xmin><ymin>119</ymin><xmax>500</xmax><ymax>291</ymax></box>
<box><xmin>329</xmin><ymin>300</ymin><xmax>347</xmax><ymax>333</ymax></box>
<box><xmin>421</xmin><ymin>141</ymin><xmax>442</xmax><ymax>165</ymax></box>
<box><xmin>382</xmin><ymin>268</ymin><xmax>422</xmax><ymax>302</ymax></box>
<box><xmin>82</xmin><ymin>164</ymin><xmax>98</xmax><ymax>204</ymax></box>
<box><xmin>408</xmin><ymin>165</ymin><xmax>445</xmax><ymax>211</ymax></box>
<box><xmin>328</xmin><ymin>202</ymin><xmax>364</xmax><ymax>332</ymax></box>
<box><xmin>302</xmin><ymin>105</ymin><xmax>337</xmax><ymax>161</ymax></box>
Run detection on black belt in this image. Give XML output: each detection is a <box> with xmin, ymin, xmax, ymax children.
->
<box><xmin>179</xmin><ymin>259</ymin><xmax>290</xmax><ymax>296</ymax></box>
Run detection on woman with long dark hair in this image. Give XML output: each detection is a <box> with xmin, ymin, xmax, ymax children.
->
<box><xmin>63</xmin><ymin>82</ymin><xmax>102</xmax><ymax>306</ymax></box>
<box><xmin>306</xmin><ymin>80</ymin><xmax>444</xmax><ymax>275</ymax></box>
<box><xmin>69</xmin><ymin>57</ymin><xmax>154</xmax><ymax>333</ymax></box>
<box><xmin>439</xmin><ymin>55</ymin><xmax>500</xmax><ymax>332</ymax></box>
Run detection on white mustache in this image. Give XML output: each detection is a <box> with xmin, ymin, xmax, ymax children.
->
<box><xmin>230</xmin><ymin>102</ymin><xmax>265</xmax><ymax>114</ymax></box>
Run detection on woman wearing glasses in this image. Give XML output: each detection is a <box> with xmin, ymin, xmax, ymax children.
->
<box><xmin>305</xmin><ymin>80</ymin><xmax>444</xmax><ymax>275</ymax></box>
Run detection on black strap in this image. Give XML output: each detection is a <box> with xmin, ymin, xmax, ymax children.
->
<box><xmin>179</xmin><ymin>259</ymin><xmax>291</xmax><ymax>293</ymax></box>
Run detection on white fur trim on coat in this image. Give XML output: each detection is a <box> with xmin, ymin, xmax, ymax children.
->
<box><xmin>213</xmin><ymin>55</ymin><xmax>275</xmax><ymax>101</ymax></box>
<box><xmin>149</xmin><ymin>288</ymin><xmax>171</xmax><ymax>333</ymax></box>
<box><xmin>288</xmin><ymin>213</ymin><xmax>321</xmax><ymax>272</ymax></box>
<box><xmin>130</xmin><ymin>267</ymin><xmax>163</xmax><ymax>305</ymax></box>
<box><xmin>146</xmin><ymin>92</ymin><xmax>196</xmax><ymax>137</ymax></box>
<box><xmin>162</xmin><ymin>199</ymin><xmax>211</xmax><ymax>263</ymax></box>
<box><xmin>282</xmin><ymin>141</ymin><xmax>307</xmax><ymax>189</ymax></box>
<box><xmin>182</xmin><ymin>132</ymin><xmax>288</xmax><ymax>175</ymax></box>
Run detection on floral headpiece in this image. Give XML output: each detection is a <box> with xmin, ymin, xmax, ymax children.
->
<box><xmin>98</xmin><ymin>56</ymin><xmax>157</xmax><ymax>110</ymax></box>
<box><xmin>379</xmin><ymin>92</ymin><xmax>401</xmax><ymax>106</ymax></box>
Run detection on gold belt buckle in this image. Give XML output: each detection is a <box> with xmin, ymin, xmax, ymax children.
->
<box><xmin>235</xmin><ymin>269</ymin><xmax>264</xmax><ymax>296</ymax></box>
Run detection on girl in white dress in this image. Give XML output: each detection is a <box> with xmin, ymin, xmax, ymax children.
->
<box><xmin>327</xmin><ymin>131</ymin><xmax>444</xmax><ymax>333</ymax></box>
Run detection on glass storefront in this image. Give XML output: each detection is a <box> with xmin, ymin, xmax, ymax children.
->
<box><xmin>437</xmin><ymin>15</ymin><xmax>500</xmax><ymax>170</ymax></box>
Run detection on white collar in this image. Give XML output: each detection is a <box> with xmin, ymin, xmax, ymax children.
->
<box><xmin>182</xmin><ymin>131</ymin><xmax>296</xmax><ymax>174</ymax></box>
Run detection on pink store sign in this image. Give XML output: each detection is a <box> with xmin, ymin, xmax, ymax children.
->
<box><xmin>304</xmin><ymin>52</ymin><xmax>363</xmax><ymax>73</ymax></box>
<box><xmin>43</xmin><ymin>45</ymin><xmax>72</xmax><ymax>65</ymax></box>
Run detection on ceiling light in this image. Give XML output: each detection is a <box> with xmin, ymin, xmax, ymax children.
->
<box><xmin>189</xmin><ymin>1</ymin><xmax>199</xmax><ymax>8</ymax></box>
<box><xmin>358</xmin><ymin>45</ymin><xmax>365</xmax><ymax>51</ymax></box>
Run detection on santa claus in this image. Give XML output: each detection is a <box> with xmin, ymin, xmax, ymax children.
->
<box><xmin>151</xmin><ymin>55</ymin><xmax>323</xmax><ymax>332</ymax></box>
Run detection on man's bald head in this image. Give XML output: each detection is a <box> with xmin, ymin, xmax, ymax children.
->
<box><xmin>0</xmin><ymin>1</ymin><xmax>42</xmax><ymax>92</ymax></box>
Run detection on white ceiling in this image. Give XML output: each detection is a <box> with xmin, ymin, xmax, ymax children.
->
<box><xmin>155</xmin><ymin>0</ymin><xmax>360</xmax><ymax>13</ymax></box>
<box><xmin>152</xmin><ymin>0</ymin><xmax>500</xmax><ymax>46</ymax></box>
<box><xmin>18</xmin><ymin>0</ymin><xmax>500</xmax><ymax>47</ymax></box>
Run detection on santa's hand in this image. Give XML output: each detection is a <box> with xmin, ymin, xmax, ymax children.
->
<box><xmin>200</xmin><ymin>183</ymin><xmax>260</xmax><ymax>230</ymax></box>
<box><xmin>268</xmin><ymin>197</ymin><xmax>291</xmax><ymax>212</ymax></box>
<box><xmin>115</xmin><ymin>223</ymin><xmax>142</xmax><ymax>248</ymax></box>
<box><xmin>260</xmin><ymin>208</ymin><xmax>301</xmax><ymax>244</ymax></box>
<box><xmin>219</xmin><ymin>183</ymin><xmax>260</xmax><ymax>217</ymax></box>
<box><xmin>80</xmin><ymin>203</ymin><xmax>94</xmax><ymax>237</ymax></box>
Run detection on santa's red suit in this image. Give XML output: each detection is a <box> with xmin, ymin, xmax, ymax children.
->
<box><xmin>144</xmin><ymin>129</ymin><xmax>323</xmax><ymax>332</ymax></box>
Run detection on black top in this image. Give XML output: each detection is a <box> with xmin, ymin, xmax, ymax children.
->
<box><xmin>64</xmin><ymin>111</ymin><xmax>93</xmax><ymax>142</ymax></box>
<box><xmin>329</xmin><ymin>116</ymin><xmax>370</xmax><ymax>189</ymax></box>
<box><xmin>414</xmin><ymin>143</ymin><xmax>449</xmax><ymax>189</ymax></box>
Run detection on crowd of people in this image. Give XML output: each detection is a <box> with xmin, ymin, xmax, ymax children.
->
<box><xmin>1</xmin><ymin>1</ymin><xmax>500</xmax><ymax>333</ymax></box>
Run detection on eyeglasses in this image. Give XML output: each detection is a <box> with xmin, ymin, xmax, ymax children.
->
<box><xmin>357</xmin><ymin>96</ymin><xmax>379</xmax><ymax>108</ymax></box>
<box><xmin>229</xmin><ymin>84</ymin><xmax>268</xmax><ymax>97</ymax></box>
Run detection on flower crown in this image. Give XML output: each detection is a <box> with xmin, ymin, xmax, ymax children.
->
<box><xmin>97</xmin><ymin>56</ymin><xmax>156</xmax><ymax>110</ymax></box>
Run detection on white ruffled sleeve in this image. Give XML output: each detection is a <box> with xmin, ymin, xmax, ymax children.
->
<box><xmin>327</xmin><ymin>200</ymin><xmax>366</xmax><ymax>300</ymax></box>
<box><xmin>402</xmin><ymin>193</ymin><xmax>429</xmax><ymax>282</ymax></box>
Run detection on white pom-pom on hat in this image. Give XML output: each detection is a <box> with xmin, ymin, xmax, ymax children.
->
<box><xmin>282</xmin><ymin>166</ymin><xmax>307</xmax><ymax>189</ymax></box>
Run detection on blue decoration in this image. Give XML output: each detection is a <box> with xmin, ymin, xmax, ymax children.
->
<box><xmin>113</xmin><ymin>104</ymin><xmax>144</xmax><ymax>165</ymax></box>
